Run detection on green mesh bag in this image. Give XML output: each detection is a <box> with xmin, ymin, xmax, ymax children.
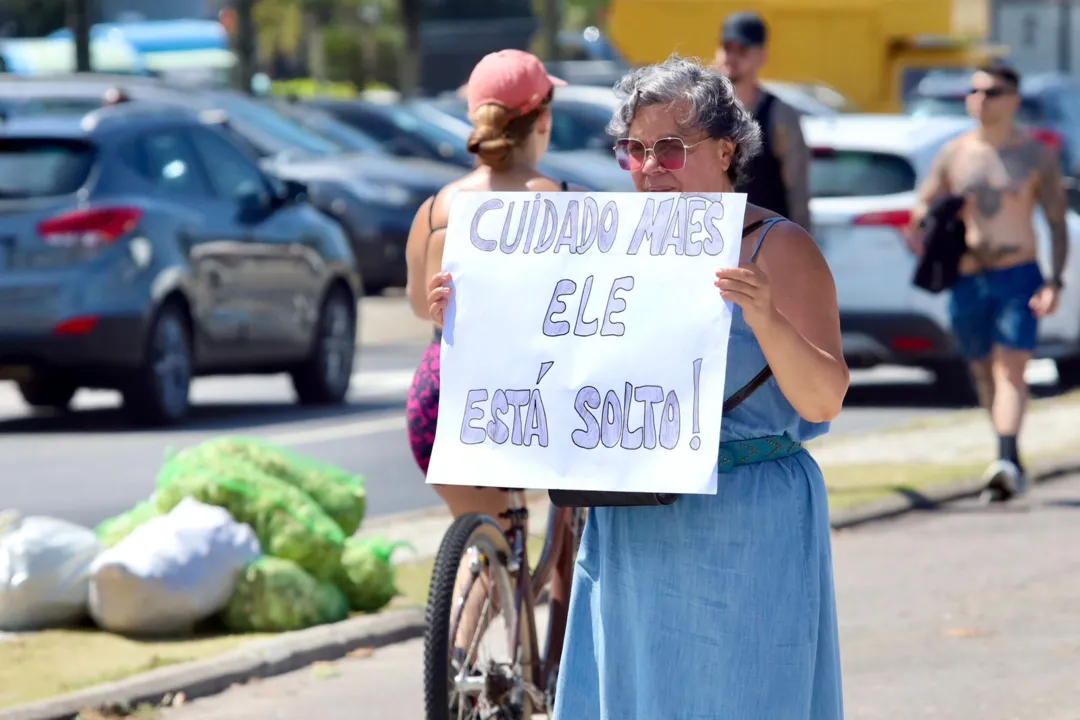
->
<box><xmin>335</xmin><ymin>536</ymin><xmax>412</xmax><ymax>613</ymax></box>
<box><xmin>95</xmin><ymin>500</ymin><xmax>161</xmax><ymax>548</ymax></box>
<box><xmin>221</xmin><ymin>557</ymin><xmax>350</xmax><ymax>633</ymax></box>
<box><xmin>155</xmin><ymin>455</ymin><xmax>344</xmax><ymax>582</ymax></box>
<box><xmin>168</xmin><ymin>437</ymin><xmax>367</xmax><ymax>535</ymax></box>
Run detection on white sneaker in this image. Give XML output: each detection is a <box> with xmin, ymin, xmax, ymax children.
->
<box><xmin>980</xmin><ymin>459</ymin><xmax>1027</xmax><ymax>502</ymax></box>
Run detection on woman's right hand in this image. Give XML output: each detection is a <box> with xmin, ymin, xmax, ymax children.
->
<box><xmin>428</xmin><ymin>271</ymin><xmax>453</xmax><ymax>328</ymax></box>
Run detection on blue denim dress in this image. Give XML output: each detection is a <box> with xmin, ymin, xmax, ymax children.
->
<box><xmin>552</xmin><ymin>223</ymin><xmax>844</xmax><ymax>719</ymax></box>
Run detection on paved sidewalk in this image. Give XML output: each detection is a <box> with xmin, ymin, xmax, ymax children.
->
<box><xmin>163</xmin><ymin>473</ymin><xmax>1080</xmax><ymax>720</ymax></box>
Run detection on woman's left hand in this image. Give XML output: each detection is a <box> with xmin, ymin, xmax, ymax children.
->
<box><xmin>715</xmin><ymin>261</ymin><xmax>778</xmax><ymax>330</ymax></box>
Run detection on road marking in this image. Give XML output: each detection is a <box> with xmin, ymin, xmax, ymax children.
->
<box><xmin>262</xmin><ymin>413</ymin><xmax>407</xmax><ymax>446</ymax></box>
<box><xmin>350</xmin><ymin>369</ymin><xmax>415</xmax><ymax>395</ymax></box>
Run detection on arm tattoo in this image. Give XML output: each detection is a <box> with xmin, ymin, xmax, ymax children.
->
<box><xmin>771</xmin><ymin>102</ymin><xmax>811</xmax><ymax>230</ymax></box>
<box><xmin>1036</xmin><ymin>145</ymin><xmax>1069</xmax><ymax>282</ymax></box>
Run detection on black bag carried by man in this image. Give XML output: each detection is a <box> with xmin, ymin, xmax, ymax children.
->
<box><xmin>912</xmin><ymin>194</ymin><xmax>967</xmax><ymax>294</ymax></box>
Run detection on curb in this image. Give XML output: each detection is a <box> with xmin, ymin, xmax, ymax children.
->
<box><xmin>4</xmin><ymin>461</ymin><xmax>1077</xmax><ymax>720</ymax></box>
<box><xmin>829</xmin><ymin>457</ymin><xmax>1080</xmax><ymax>530</ymax></box>
<box><xmin>0</xmin><ymin>609</ymin><xmax>425</xmax><ymax>720</ymax></box>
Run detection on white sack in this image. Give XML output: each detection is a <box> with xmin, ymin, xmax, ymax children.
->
<box><xmin>0</xmin><ymin>511</ymin><xmax>102</xmax><ymax>631</ymax></box>
<box><xmin>89</xmin><ymin>498</ymin><xmax>261</xmax><ymax>636</ymax></box>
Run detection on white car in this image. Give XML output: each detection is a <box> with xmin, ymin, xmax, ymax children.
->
<box><xmin>803</xmin><ymin>114</ymin><xmax>1080</xmax><ymax>401</ymax></box>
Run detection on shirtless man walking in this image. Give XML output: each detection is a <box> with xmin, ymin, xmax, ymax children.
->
<box><xmin>912</xmin><ymin>64</ymin><xmax>1068</xmax><ymax>501</ymax></box>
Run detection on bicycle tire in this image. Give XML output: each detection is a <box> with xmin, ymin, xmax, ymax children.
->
<box><xmin>423</xmin><ymin>512</ymin><xmax>537</xmax><ymax>720</ymax></box>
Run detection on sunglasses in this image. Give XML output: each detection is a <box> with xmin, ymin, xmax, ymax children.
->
<box><xmin>968</xmin><ymin>86</ymin><xmax>1012</xmax><ymax>98</ymax></box>
<box><xmin>613</xmin><ymin>137</ymin><xmax>706</xmax><ymax>172</ymax></box>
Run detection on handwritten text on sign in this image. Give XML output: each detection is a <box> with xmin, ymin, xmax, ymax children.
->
<box><xmin>426</xmin><ymin>192</ymin><xmax>747</xmax><ymax>495</ymax></box>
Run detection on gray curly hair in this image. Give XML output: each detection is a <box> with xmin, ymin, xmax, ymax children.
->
<box><xmin>606</xmin><ymin>55</ymin><xmax>763</xmax><ymax>185</ymax></box>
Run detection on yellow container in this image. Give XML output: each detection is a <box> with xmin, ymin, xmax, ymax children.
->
<box><xmin>607</xmin><ymin>0</ymin><xmax>1006</xmax><ymax>112</ymax></box>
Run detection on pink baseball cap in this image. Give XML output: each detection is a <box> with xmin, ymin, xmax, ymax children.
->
<box><xmin>466</xmin><ymin>49</ymin><xmax>566</xmax><ymax>117</ymax></box>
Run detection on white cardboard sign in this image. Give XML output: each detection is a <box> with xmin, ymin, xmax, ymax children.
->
<box><xmin>426</xmin><ymin>191</ymin><xmax>747</xmax><ymax>495</ymax></box>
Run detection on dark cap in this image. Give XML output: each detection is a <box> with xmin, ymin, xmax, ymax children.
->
<box><xmin>722</xmin><ymin>11</ymin><xmax>768</xmax><ymax>47</ymax></box>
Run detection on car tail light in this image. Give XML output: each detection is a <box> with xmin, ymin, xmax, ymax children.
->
<box><xmin>36</xmin><ymin>207</ymin><xmax>143</xmax><ymax>248</ymax></box>
<box><xmin>53</xmin><ymin>315</ymin><xmax>100</xmax><ymax>336</ymax></box>
<box><xmin>853</xmin><ymin>209</ymin><xmax>912</xmax><ymax>228</ymax></box>
<box><xmin>890</xmin><ymin>336</ymin><xmax>934</xmax><ymax>352</ymax></box>
<box><xmin>1031</xmin><ymin>127</ymin><xmax>1064</xmax><ymax>153</ymax></box>
<box><xmin>811</xmin><ymin>146</ymin><xmax>836</xmax><ymax>158</ymax></box>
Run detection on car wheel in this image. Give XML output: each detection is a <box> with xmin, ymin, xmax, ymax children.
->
<box><xmin>292</xmin><ymin>285</ymin><xmax>356</xmax><ymax>405</ymax></box>
<box><xmin>17</xmin><ymin>376</ymin><xmax>77</xmax><ymax>411</ymax></box>
<box><xmin>925</xmin><ymin>359</ymin><xmax>980</xmax><ymax>407</ymax></box>
<box><xmin>1056</xmin><ymin>356</ymin><xmax>1080</xmax><ymax>390</ymax></box>
<box><xmin>123</xmin><ymin>303</ymin><xmax>193</xmax><ymax>426</ymax></box>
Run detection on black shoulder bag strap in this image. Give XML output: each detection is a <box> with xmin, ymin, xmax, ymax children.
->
<box><xmin>549</xmin><ymin>219</ymin><xmax>776</xmax><ymax>509</ymax></box>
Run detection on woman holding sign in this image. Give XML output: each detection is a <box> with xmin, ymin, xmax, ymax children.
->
<box><xmin>403</xmin><ymin>49</ymin><xmax>576</xmax><ymax>689</ymax></box>
<box><xmin>428</xmin><ymin>56</ymin><xmax>850</xmax><ymax>718</ymax></box>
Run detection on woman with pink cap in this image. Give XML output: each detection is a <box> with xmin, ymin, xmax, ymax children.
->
<box><xmin>402</xmin><ymin>47</ymin><xmax>572</xmax><ymax>687</ymax></box>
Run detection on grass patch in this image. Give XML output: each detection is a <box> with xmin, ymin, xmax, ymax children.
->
<box><xmin>874</xmin><ymin>389</ymin><xmax>1080</xmax><ymax>437</ymax></box>
<box><xmin>0</xmin><ymin>626</ymin><xmax>271</xmax><ymax>710</ymax></box>
<box><xmin>823</xmin><ymin>462</ymin><xmax>985</xmax><ymax>510</ymax></box>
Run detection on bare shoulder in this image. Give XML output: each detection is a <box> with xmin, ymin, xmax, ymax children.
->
<box><xmin>756</xmin><ymin>219</ymin><xmax>832</xmax><ymax>286</ymax></box>
<box><xmin>938</xmin><ymin>133</ymin><xmax>973</xmax><ymax>162</ymax></box>
<box><xmin>526</xmin><ymin>175</ymin><xmax>565</xmax><ymax>192</ymax></box>
<box><xmin>742</xmin><ymin>203</ymin><xmax>782</xmax><ymax>227</ymax></box>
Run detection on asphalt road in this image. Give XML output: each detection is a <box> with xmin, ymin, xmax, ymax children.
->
<box><xmin>0</xmin><ymin>343</ymin><xmax>1061</xmax><ymax>529</ymax></box>
<box><xmin>161</xmin><ymin>471</ymin><xmax>1080</xmax><ymax>720</ymax></box>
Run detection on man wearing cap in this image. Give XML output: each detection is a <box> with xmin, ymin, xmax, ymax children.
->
<box><xmin>713</xmin><ymin>11</ymin><xmax>811</xmax><ymax>231</ymax></box>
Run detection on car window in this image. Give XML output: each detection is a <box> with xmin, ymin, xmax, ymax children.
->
<box><xmin>810</xmin><ymin>149</ymin><xmax>916</xmax><ymax>198</ymax></box>
<box><xmin>330</xmin><ymin>108</ymin><xmax>395</xmax><ymax>143</ymax></box>
<box><xmin>186</xmin><ymin>127</ymin><xmax>269</xmax><ymax>200</ymax></box>
<box><xmin>129</xmin><ymin>132</ymin><xmax>210</xmax><ymax>198</ymax></box>
<box><xmin>0</xmin><ymin>139</ymin><xmax>96</xmax><ymax>198</ymax></box>
<box><xmin>550</xmin><ymin>102</ymin><xmax>614</xmax><ymax>152</ymax></box>
<box><xmin>336</xmin><ymin>106</ymin><xmax>445</xmax><ymax>160</ymax></box>
<box><xmin>285</xmin><ymin>108</ymin><xmax>382</xmax><ymax>153</ymax></box>
<box><xmin>907</xmin><ymin>95</ymin><xmax>1044</xmax><ymax>124</ymax></box>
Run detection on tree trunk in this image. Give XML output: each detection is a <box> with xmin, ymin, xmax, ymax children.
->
<box><xmin>231</xmin><ymin>0</ymin><xmax>257</xmax><ymax>94</ymax></box>
<box><xmin>69</xmin><ymin>0</ymin><xmax>91</xmax><ymax>73</ymax></box>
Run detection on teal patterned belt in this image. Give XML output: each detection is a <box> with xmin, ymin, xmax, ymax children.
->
<box><xmin>717</xmin><ymin>433</ymin><xmax>803</xmax><ymax>474</ymax></box>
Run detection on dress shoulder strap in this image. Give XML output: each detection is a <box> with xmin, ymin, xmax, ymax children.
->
<box><xmin>748</xmin><ymin>217</ymin><xmax>786</xmax><ymax>262</ymax></box>
<box><xmin>722</xmin><ymin>216</ymin><xmax>787</xmax><ymax>414</ymax></box>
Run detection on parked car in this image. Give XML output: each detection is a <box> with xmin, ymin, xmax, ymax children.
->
<box><xmin>0</xmin><ymin>103</ymin><xmax>361</xmax><ymax>425</ymax></box>
<box><xmin>761</xmin><ymin>81</ymin><xmax>843</xmax><ymax>117</ymax></box>
<box><xmin>0</xmin><ymin>75</ymin><xmax>466</xmax><ymax>293</ymax></box>
<box><xmin>269</xmin><ymin>102</ymin><xmax>385</xmax><ymax>154</ymax></box>
<box><xmin>804</xmin><ymin>114</ymin><xmax>1080</xmax><ymax>401</ymax></box>
<box><xmin>305</xmin><ymin>96</ymin><xmax>634</xmax><ymax>191</ymax></box>
<box><xmin>906</xmin><ymin>71</ymin><xmax>1080</xmax><ymax>179</ymax></box>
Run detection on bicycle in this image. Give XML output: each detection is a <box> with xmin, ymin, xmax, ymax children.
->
<box><xmin>422</xmin><ymin>491</ymin><xmax>587</xmax><ymax>719</ymax></box>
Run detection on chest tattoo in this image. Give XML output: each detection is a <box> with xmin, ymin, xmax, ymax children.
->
<box><xmin>952</xmin><ymin>140</ymin><xmax>1042</xmax><ymax>220</ymax></box>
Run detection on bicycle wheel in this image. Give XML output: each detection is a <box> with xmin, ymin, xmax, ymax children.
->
<box><xmin>423</xmin><ymin>512</ymin><xmax>540</xmax><ymax>720</ymax></box>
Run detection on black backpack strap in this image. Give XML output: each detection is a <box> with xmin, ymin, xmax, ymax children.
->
<box><xmin>722</xmin><ymin>365</ymin><xmax>773</xmax><ymax>413</ymax></box>
<box><xmin>741</xmin><ymin>218</ymin><xmax>768</xmax><ymax>237</ymax></box>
